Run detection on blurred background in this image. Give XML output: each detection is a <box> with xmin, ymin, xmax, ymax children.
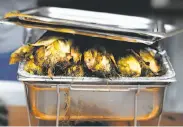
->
<box><xmin>0</xmin><ymin>0</ymin><xmax>183</xmax><ymax>125</ymax></box>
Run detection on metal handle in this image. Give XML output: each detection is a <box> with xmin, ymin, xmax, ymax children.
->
<box><xmin>165</xmin><ymin>28</ymin><xmax>183</xmax><ymax>38</ymax></box>
<box><xmin>69</xmin><ymin>85</ymin><xmax>143</xmax><ymax>92</ymax></box>
<box><xmin>156</xmin><ymin>20</ymin><xmax>183</xmax><ymax>42</ymax></box>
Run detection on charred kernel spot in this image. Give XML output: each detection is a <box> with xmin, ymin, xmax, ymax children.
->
<box><xmin>145</xmin><ymin>62</ymin><xmax>150</xmax><ymax>66</ymax></box>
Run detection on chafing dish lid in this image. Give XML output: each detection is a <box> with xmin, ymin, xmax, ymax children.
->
<box><xmin>1</xmin><ymin>7</ymin><xmax>179</xmax><ymax>45</ymax></box>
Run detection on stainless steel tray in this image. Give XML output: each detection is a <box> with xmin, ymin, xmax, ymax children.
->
<box><xmin>2</xmin><ymin>7</ymin><xmax>181</xmax><ymax>45</ymax></box>
<box><xmin>18</xmin><ymin>49</ymin><xmax>175</xmax><ymax>85</ymax></box>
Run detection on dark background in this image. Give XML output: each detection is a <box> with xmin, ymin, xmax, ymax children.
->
<box><xmin>38</xmin><ymin>0</ymin><xmax>152</xmax><ymax>16</ymax></box>
<box><xmin>37</xmin><ymin>0</ymin><xmax>183</xmax><ymax>17</ymax></box>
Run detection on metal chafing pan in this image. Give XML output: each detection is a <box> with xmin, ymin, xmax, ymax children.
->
<box><xmin>19</xmin><ymin>48</ymin><xmax>174</xmax><ymax>122</ymax></box>
<box><xmin>0</xmin><ymin>7</ymin><xmax>177</xmax><ymax>126</ymax></box>
<box><xmin>18</xmin><ymin>49</ymin><xmax>175</xmax><ymax>85</ymax></box>
<box><xmin>18</xmin><ymin>29</ymin><xmax>175</xmax><ymax>124</ymax></box>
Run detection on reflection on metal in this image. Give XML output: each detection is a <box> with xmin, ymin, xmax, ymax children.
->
<box><xmin>134</xmin><ymin>85</ymin><xmax>140</xmax><ymax>127</ymax></box>
<box><xmin>56</xmin><ymin>85</ymin><xmax>60</xmax><ymax>127</ymax></box>
<box><xmin>158</xmin><ymin>86</ymin><xmax>167</xmax><ymax>126</ymax></box>
<box><xmin>2</xmin><ymin>7</ymin><xmax>181</xmax><ymax>45</ymax></box>
<box><xmin>25</xmin><ymin>85</ymin><xmax>163</xmax><ymax>121</ymax></box>
<box><xmin>24</xmin><ymin>84</ymin><xmax>31</xmax><ymax>126</ymax></box>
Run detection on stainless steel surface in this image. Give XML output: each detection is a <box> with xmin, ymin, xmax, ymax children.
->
<box><xmin>0</xmin><ymin>19</ymin><xmax>156</xmax><ymax>45</ymax></box>
<box><xmin>1</xmin><ymin>7</ymin><xmax>180</xmax><ymax>45</ymax></box>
